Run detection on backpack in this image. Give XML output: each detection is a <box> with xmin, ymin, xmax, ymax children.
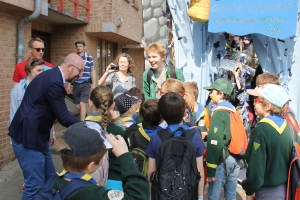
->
<box><xmin>286</xmin><ymin>125</ymin><xmax>300</xmax><ymax>200</ymax></box>
<box><xmin>214</xmin><ymin>108</ymin><xmax>248</xmax><ymax>159</ymax></box>
<box><xmin>147</xmin><ymin>65</ymin><xmax>177</xmax><ymax>85</ymax></box>
<box><xmin>150</xmin><ymin>128</ymin><xmax>200</xmax><ymax>200</ymax></box>
<box><xmin>33</xmin><ymin>174</ymin><xmax>92</xmax><ymax>200</ymax></box>
<box><xmin>126</xmin><ymin>124</ymin><xmax>150</xmax><ymax>177</ymax></box>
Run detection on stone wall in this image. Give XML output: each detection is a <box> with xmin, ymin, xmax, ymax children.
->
<box><xmin>142</xmin><ymin>0</ymin><xmax>168</xmax><ymax>70</ymax></box>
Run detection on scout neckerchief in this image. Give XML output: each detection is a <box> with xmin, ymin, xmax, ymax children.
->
<box><xmin>259</xmin><ymin>115</ymin><xmax>287</xmax><ymax>135</ymax></box>
<box><xmin>195</xmin><ymin>103</ymin><xmax>205</xmax><ymax>123</ymax></box>
<box><xmin>24</xmin><ymin>77</ymin><xmax>29</xmax><ymax>91</ymax></box>
<box><xmin>118</xmin><ymin>116</ymin><xmax>136</xmax><ymax>124</ymax></box>
<box><xmin>138</xmin><ymin>126</ymin><xmax>150</xmax><ymax>142</ymax></box>
<box><xmin>85</xmin><ymin>112</ymin><xmax>102</xmax><ymax>122</ymax></box>
<box><xmin>58</xmin><ymin>169</ymin><xmax>98</xmax><ymax>184</ymax></box>
<box><xmin>212</xmin><ymin>101</ymin><xmax>236</xmax><ymax>115</ymax></box>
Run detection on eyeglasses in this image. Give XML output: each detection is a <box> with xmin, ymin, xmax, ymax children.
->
<box><xmin>253</xmin><ymin>98</ymin><xmax>262</xmax><ymax>105</ymax></box>
<box><xmin>32</xmin><ymin>48</ymin><xmax>45</xmax><ymax>52</ymax></box>
<box><xmin>71</xmin><ymin>64</ymin><xmax>83</xmax><ymax>73</ymax></box>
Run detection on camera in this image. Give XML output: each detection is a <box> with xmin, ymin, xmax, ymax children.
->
<box><xmin>110</xmin><ymin>64</ymin><xmax>119</xmax><ymax>71</ymax></box>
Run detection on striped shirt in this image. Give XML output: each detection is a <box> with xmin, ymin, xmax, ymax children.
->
<box><xmin>75</xmin><ymin>52</ymin><xmax>94</xmax><ymax>83</ymax></box>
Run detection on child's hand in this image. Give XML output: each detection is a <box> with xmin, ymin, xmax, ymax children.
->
<box><xmin>107</xmin><ymin>134</ymin><xmax>129</xmax><ymax>157</ymax></box>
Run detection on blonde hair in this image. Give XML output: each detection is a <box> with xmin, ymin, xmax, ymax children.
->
<box><xmin>89</xmin><ymin>86</ymin><xmax>114</xmax><ymax>129</ymax></box>
<box><xmin>161</xmin><ymin>78</ymin><xmax>194</xmax><ymax>112</ymax></box>
<box><xmin>256</xmin><ymin>72</ymin><xmax>280</xmax><ymax>86</ymax></box>
<box><xmin>146</xmin><ymin>43</ymin><xmax>166</xmax><ymax>58</ymax></box>
<box><xmin>259</xmin><ymin>96</ymin><xmax>288</xmax><ymax>116</ymax></box>
<box><xmin>183</xmin><ymin>82</ymin><xmax>199</xmax><ymax>101</ymax></box>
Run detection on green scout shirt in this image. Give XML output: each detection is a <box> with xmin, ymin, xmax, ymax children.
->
<box><xmin>142</xmin><ymin>65</ymin><xmax>185</xmax><ymax>100</ymax></box>
<box><xmin>242</xmin><ymin>118</ymin><xmax>294</xmax><ymax>196</ymax></box>
<box><xmin>206</xmin><ymin>109</ymin><xmax>231</xmax><ymax>177</ymax></box>
<box><xmin>53</xmin><ymin>153</ymin><xmax>149</xmax><ymax>200</ymax></box>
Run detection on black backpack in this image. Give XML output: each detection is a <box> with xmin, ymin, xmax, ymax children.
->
<box><xmin>126</xmin><ymin>124</ymin><xmax>150</xmax><ymax>177</ymax></box>
<box><xmin>33</xmin><ymin>174</ymin><xmax>92</xmax><ymax>200</ymax></box>
<box><xmin>150</xmin><ymin>128</ymin><xmax>200</xmax><ymax>200</ymax></box>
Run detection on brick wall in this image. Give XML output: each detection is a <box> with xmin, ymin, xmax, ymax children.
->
<box><xmin>0</xmin><ymin>7</ymin><xmax>32</xmax><ymax>167</ymax></box>
<box><xmin>0</xmin><ymin>0</ymin><xmax>143</xmax><ymax>168</ymax></box>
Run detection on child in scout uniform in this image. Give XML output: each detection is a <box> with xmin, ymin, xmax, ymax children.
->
<box><xmin>203</xmin><ymin>78</ymin><xmax>240</xmax><ymax>200</ymax></box>
<box><xmin>125</xmin><ymin>87</ymin><xmax>145</xmax><ymax>124</ymax></box>
<box><xmin>242</xmin><ymin>84</ymin><xmax>297</xmax><ymax>199</ymax></box>
<box><xmin>52</xmin><ymin>122</ymin><xmax>149</xmax><ymax>200</ymax></box>
<box><xmin>85</xmin><ymin>86</ymin><xmax>127</xmax><ymax>189</ymax></box>
<box><xmin>183</xmin><ymin>82</ymin><xmax>210</xmax><ymax>140</ymax></box>
<box><xmin>114</xmin><ymin>93</ymin><xmax>140</xmax><ymax>131</ymax></box>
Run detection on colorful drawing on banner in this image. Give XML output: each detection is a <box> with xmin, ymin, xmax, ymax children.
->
<box><xmin>208</xmin><ymin>0</ymin><xmax>298</xmax><ymax>39</ymax></box>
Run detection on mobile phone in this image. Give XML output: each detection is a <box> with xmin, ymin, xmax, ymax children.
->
<box><xmin>110</xmin><ymin>64</ymin><xmax>119</xmax><ymax>71</ymax></box>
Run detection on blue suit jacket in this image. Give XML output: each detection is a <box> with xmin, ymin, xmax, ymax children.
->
<box><xmin>9</xmin><ymin>67</ymin><xmax>80</xmax><ymax>153</ymax></box>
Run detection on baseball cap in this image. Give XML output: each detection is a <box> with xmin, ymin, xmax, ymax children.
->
<box><xmin>247</xmin><ymin>84</ymin><xmax>289</xmax><ymax>108</ymax></box>
<box><xmin>114</xmin><ymin>93</ymin><xmax>140</xmax><ymax>115</ymax></box>
<box><xmin>61</xmin><ymin>121</ymin><xmax>111</xmax><ymax>157</ymax></box>
<box><xmin>75</xmin><ymin>40</ymin><xmax>85</xmax><ymax>46</ymax></box>
<box><xmin>203</xmin><ymin>78</ymin><xmax>234</xmax><ymax>96</ymax></box>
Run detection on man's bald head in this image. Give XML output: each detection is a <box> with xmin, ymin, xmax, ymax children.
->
<box><xmin>64</xmin><ymin>53</ymin><xmax>84</xmax><ymax>69</ymax></box>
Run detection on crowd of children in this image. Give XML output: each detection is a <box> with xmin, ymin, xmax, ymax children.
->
<box><xmin>29</xmin><ymin>42</ymin><xmax>300</xmax><ymax>200</ymax></box>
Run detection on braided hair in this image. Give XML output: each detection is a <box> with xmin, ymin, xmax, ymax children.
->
<box><xmin>89</xmin><ymin>86</ymin><xmax>114</xmax><ymax>129</ymax></box>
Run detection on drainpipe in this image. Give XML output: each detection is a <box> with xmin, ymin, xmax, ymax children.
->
<box><xmin>16</xmin><ymin>0</ymin><xmax>42</xmax><ymax>63</ymax></box>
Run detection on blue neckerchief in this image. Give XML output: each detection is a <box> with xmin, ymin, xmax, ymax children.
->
<box><xmin>24</xmin><ymin>77</ymin><xmax>28</xmax><ymax>91</ymax></box>
<box><xmin>89</xmin><ymin>112</ymin><xmax>101</xmax><ymax>116</ymax></box>
<box><xmin>132</xmin><ymin>112</ymin><xmax>139</xmax><ymax>120</ymax></box>
<box><xmin>266</xmin><ymin>115</ymin><xmax>285</xmax><ymax>127</ymax></box>
<box><xmin>145</xmin><ymin>126</ymin><xmax>163</xmax><ymax>139</ymax></box>
<box><xmin>167</xmin><ymin>124</ymin><xmax>190</xmax><ymax>137</ymax></box>
<box><xmin>195</xmin><ymin>102</ymin><xmax>204</xmax><ymax>119</ymax></box>
<box><xmin>213</xmin><ymin>101</ymin><xmax>235</xmax><ymax>111</ymax></box>
<box><xmin>63</xmin><ymin>172</ymin><xmax>97</xmax><ymax>184</ymax></box>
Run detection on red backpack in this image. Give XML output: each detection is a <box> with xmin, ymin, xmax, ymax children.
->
<box><xmin>286</xmin><ymin>116</ymin><xmax>300</xmax><ymax>200</ymax></box>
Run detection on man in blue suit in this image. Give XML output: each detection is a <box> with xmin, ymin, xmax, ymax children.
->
<box><xmin>9</xmin><ymin>53</ymin><xmax>84</xmax><ymax>199</ymax></box>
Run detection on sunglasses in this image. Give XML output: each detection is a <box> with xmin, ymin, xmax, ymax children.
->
<box><xmin>253</xmin><ymin>98</ymin><xmax>262</xmax><ymax>105</ymax></box>
<box><xmin>32</xmin><ymin>48</ymin><xmax>45</xmax><ymax>52</ymax></box>
<box><xmin>31</xmin><ymin>58</ymin><xmax>41</xmax><ymax>66</ymax></box>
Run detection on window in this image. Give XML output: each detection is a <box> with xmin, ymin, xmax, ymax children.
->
<box><xmin>97</xmin><ymin>40</ymin><xmax>117</xmax><ymax>79</ymax></box>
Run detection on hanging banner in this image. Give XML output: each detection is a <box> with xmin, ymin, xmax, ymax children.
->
<box><xmin>208</xmin><ymin>0</ymin><xmax>298</xmax><ymax>39</ymax></box>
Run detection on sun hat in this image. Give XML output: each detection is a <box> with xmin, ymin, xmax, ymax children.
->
<box><xmin>247</xmin><ymin>84</ymin><xmax>289</xmax><ymax>108</ymax></box>
<box><xmin>114</xmin><ymin>93</ymin><xmax>140</xmax><ymax>115</ymax></box>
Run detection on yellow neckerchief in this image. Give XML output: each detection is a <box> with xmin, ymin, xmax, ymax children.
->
<box><xmin>136</xmin><ymin>108</ymin><xmax>140</xmax><ymax>112</ymax></box>
<box><xmin>58</xmin><ymin>169</ymin><xmax>97</xmax><ymax>183</ymax></box>
<box><xmin>85</xmin><ymin>115</ymin><xmax>102</xmax><ymax>121</ymax></box>
<box><xmin>151</xmin><ymin>68</ymin><xmax>167</xmax><ymax>92</ymax></box>
<box><xmin>259</xmin><ymin>118</ymin><xmax>287</xmax><ymax>135</ymax></box>
<box><xmin>195</xmin><ymin>111</ymin><xmax>205</xmax><ymax>123</ymax></box>
<box><xmin>138</xmin><ymin>126</ymin><xmax>150</xmax><ymax>141</ymax></box>
<box><xmin>118</xmin><ymin>116</ymin><xmax>134</xmax><ymax>124</ymax></box>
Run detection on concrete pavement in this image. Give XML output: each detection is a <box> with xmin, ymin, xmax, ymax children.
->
<box><xmin>0</xmin><ymin>120</ymin><xmax>246</xmax><ymax>199</ymax></box>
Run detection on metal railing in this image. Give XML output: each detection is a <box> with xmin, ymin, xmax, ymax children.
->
<box><xmin>57</xmin><ymin>0</ymin><xmax>90</xmax><ymax>22</ymax></box>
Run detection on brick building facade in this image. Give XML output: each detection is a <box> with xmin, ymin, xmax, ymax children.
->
<box><xmin>0</xmin><ymin>0</ymin><xmax>144</xmax><ymax>167</ymax></box>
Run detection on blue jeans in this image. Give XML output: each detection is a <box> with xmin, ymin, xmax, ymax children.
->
<box><xmin>256</xmin><ymin>184</ymin><xmax>286</xmax><ymax>200</ymax></box>
<box><xmin>208</xmin><ymin>155</ymin><xmax>240</xmax><ymax>200</ymax></box>
<box><xmin>12</xmin><ymin>139</ymin><xmax>55</xmax><ymax>200</ymax></box>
